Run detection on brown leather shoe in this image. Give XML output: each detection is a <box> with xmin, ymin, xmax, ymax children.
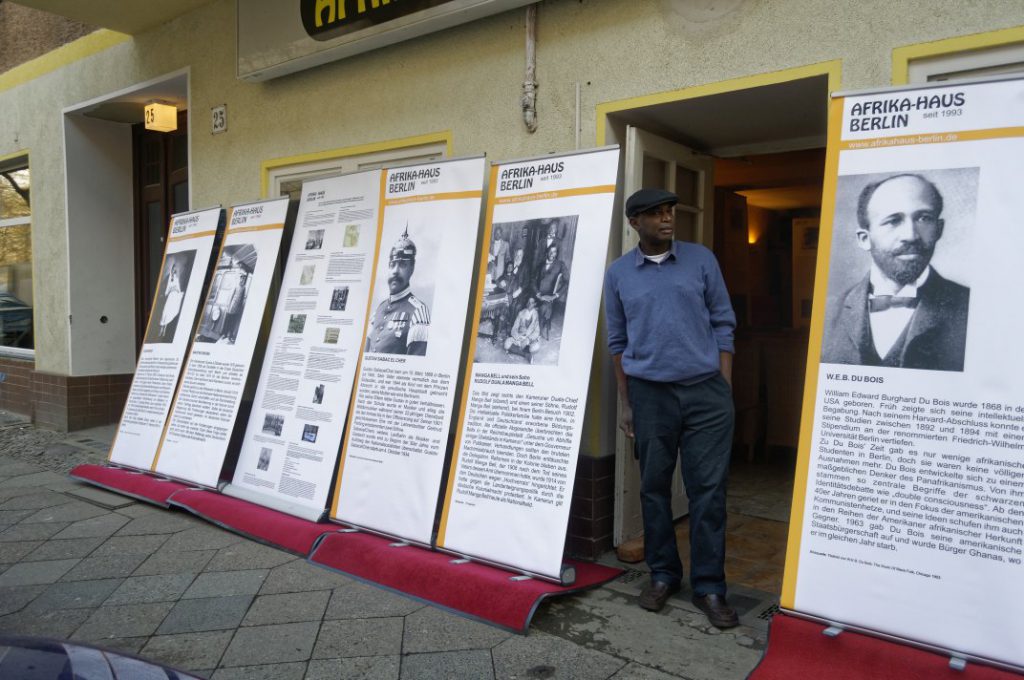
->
<box><xmin>692</xmin><ymin>593</ymin><xmax>740</xmax><ymax>629</ymax></box>
<box><xmin>638</xmin><ymin>580</ymin><xmax>680</xmax><ymax>612</ymax></box>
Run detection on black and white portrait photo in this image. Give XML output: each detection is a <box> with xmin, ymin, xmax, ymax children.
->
<box><xmin>300</xmin><ymin>264</ymin><xmax>315</xmax><ymax>286</ymax></box>
<box><xmin>365</xmin><ymin>223</ymin><xmax>437</xmax><ymax>356</ymax></box>
<box><xmin>262</xmin><ymin>413</ymin><xmax>284</xmax><ymax>437</ymax></box>
<box><xmin>257</xmin><ymin>447</ymin><xmax>272</xmax><ymax>472</ymax></box>
<box><xmin>195</xmin><ymin>244</ymin><xmax>257</xmax><ymax>345</ymax></box>
<box><xmin>313</xmin><ymin>383</ymin><xmax>324</xmax><ymax>405</ymax></box>
<box><xmin>474</xmin><ymin>215</ymin><xmax>577</xmax><ymax>366</ymax></box>
<box><xmin>305</xmin><ymin>229</ymin><xmax>324</xmax><ymax>250</ymax></box>
<box><xmin>302</xmin><ymin>424</ymin><xmax>319</xmax><ymax>443</ymax></box>
<box><xmin>145</xmin><ymin>249</ymin><xmax>196</xmax><ymax>345</ymax></box>
<box><xmin>821</xmin><ymin>169</ymin><xmax>976</xmax><ymax>372</ymax></box>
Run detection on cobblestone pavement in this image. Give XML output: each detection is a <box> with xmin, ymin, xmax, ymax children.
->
<box><xmin>0</xmin><ymin>418</ymin><xmax>767</xmax><ymax>679</ymax></box>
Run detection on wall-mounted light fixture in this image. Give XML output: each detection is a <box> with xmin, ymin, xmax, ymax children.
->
<box><xmin>144</xmin><ymin>101</ymin><xmax>178</xmax><ymax>132</ymax></box>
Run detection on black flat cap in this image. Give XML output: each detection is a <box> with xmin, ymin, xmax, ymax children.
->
<box><xmin>625</xmin><ymin>189</ymin><xmax>678</xmax><ymax>217</ymax></box>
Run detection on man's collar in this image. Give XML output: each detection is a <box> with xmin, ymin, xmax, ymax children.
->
<box><xmin>868</xmin><ymin>264</ymin><xmax>931</xmax><ymax>297</ymax></box>
<box><xmin>634</xmin><ymin>241</ymin><xmax>678</xmax><ymax>266</ymax></box>
<box><xmin>388</xmin><ymin>287</ymin><xmax>412</xmax><ymax>303</ymax></box>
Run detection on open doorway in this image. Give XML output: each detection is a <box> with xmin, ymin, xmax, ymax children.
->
<box><xmin>600</xmin><ymin>65</ymin><xmax>835</xmax><ymax>599</ymax></box>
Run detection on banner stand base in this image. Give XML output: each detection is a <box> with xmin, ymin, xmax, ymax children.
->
<box><xmin>220</xmin><ymin>483</ymin><xmax>327</xmax><ymax>523</ymax></box>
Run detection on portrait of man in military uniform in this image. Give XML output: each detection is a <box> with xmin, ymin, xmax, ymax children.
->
<box><xmin>366</xmin><ymin>226</ymin><xmax>432</xmax><ymax>356</ymax></box>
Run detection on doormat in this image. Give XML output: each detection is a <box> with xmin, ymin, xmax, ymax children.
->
<box><xmin>169</xmin><ymin>488</ymin><xmax>336</xmax><ymax>557</ymax></box>
<box><xmin>749</xmin><ymin>612</ymin><xmax>1022</xmax><ymax>679</ymax></box>
<box><xmin>309</xmin><ymin>530</ymin><xmax>623</xmax><ymax>633</ymax></box>
<box><xmin>69</xmin><ymin>464</ymin><xmax>190</xmax><ymax>507</ymax></box>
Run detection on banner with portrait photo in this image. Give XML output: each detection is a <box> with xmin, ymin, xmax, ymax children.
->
<box><xmin>152</xmin><ymin>198</ymin><xmax>289</xmax><ymax>488</ymax></box>
<box><xmin>226</xmin><ymin>171</ymin><xmax>383</xmax><ymax>519</ymax></box>
<box><xmin>785</xmin><ymin>76</ymin><xmax>1024</xmax><ymax>670</ymax></box>
<box><xmin>108</xmin><ymin>207</ymin><xmax>223</xmax><ymax>471</ymax></box>
<box><xmin>330</xmin><ymin>156</ymin><xmax>485</xmax><ymax>545</ymax></box>
<box><xmin>437</xmin><ymin>147</ymin><xmax>619</xmax><ymax>581</ymax></box>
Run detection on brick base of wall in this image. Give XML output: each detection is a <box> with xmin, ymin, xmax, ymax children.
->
<box><xmin>0</xmin><ymin>357</ymin><xmax>131</xmax><ymax>432</ymax></box>
<box><xmin>565</xmin><ymin>453</ymin><xmax>615</xmax><ymax>560</ymax></box>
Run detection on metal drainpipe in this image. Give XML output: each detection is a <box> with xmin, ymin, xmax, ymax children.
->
<box><xmin>522</xmin><ymin>3</ymin><xmax>538</xmax><ymax>133</ymax></box>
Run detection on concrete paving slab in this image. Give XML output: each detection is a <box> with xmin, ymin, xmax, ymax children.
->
<box><xmin>114</xmin><ymin>504</ymin><xmax>165</xmax><ymax>518</ymax></box>
<box><xmin>491</xmin><ymin>630</ymin><xmax>627</xmax><ymax>680</ymax></box>
<box><xmin>85</xmin><ymin>636</ymin><xmax>149</xmax><ymax>655</ymax></box>
<box><xmin>306</xmin><ymin>656</ymin><xmax>400</xmax><ymax>680</ymax></box>
<box><xmin>134</xmin><ymin>549</ymin><xmax>217</xmax><ymax>576</ymax></box>
<box><xmin>22</xmin><ymin>536</ymin><xmax>105</xmax><ymax>562</ymax></box>
<box><xmin>610</xmin><ymin>662</ymin><xmax>689</xmax><ymax>680</ymax></box>
<box><xmin>0</xmin><ymin>509</ymin><xmax>36</xmax><ymax>525</ymax></box>
<box><xmin>219</xmin><ymin>621</ymin><xmax>320</xmax><ymax>667</ymax></box>
<box><xmin>28</xmin><ymin>578</ymin><xmax>123</xmax><ymax>611</ymax></box>
<box><xmin>401</xmin><ymin>650</ymin><xmax>495</xmax><ymax>679</ymax></box>
<box><xmin>105</xmin><ymin>573</ymin><xmax>196</xmax><ymax>605</ymax></box>
<box><xmin>140</xmin><ymin>630</ymin><xmax>234</xmax><ymax>671</ymax></box>
<box><xmin>60</xmin><ymin>552</ymin><xmax>148</xmax><ymax>581</ymax></box>
<box><xmin>0</xmin><ymin>471</ymin><xmax>71</xmax><ymax>489</ymax></box>
<box><xmin>0</xmin><ymin>487</ymin><xmax>44</xmax><ymax>502</ymax></box>
<box><xmin>0</xmin><ymin>540</ymin><xmax>41</xmax><ymax>562</ymax></box>
<box><xmin>0</xmin><ymin>558</ymin><xmax>80</xmax><ymax>586</ymax></box>
<box><xmin>0</xmin><ymin>606</ymin><xmax>93</xmax><ymax>637</ymax></box>
<box><xmin>0</xmin><ymin>584</ymin><xmax>44</xmax><ymax>615</ymax></box>
<box><xmin>259</xmin><ymin>559</ymin><xmax>353</xmax><ymax>594</ymax></box>
<box><xmin>402</xmin><ymin>605</ymin><xmax>512</xmax><ymax>654</ymax></box>
<box><xmin>50</xmin><ymin>513</ymin><xmax>128</xmax><ymax>540</ymax></box>
<box><xmin>182</xmin><ymin>569</ymin><xmax>268</xmax><ymax>599</ymax></box>
<box><xmin>531</xmin><ymin>589</ymin><xmax>762</xmax><ymax>680</ymax></box>
<box><xmin>204</xmin><ymin>541</ymin><xmax>296</xmax><ymax>572</ymax></box>
<box><xmin>211</xmin><ymin>661</ymin><xmax>307</xmax><ymax>680</ymax></box>
<box><xmin>160</xmin><ymin>526</ymin><xmax>247</xmax><ymax>553</ymax></box>
<box><xmin>91</xmin><ymin>533</ymin><xmax>171</xmax><ymax>557</ymax></box>
<box><xmin>241</xmin><ymin>590</ymin><xmax>330</xmax><ymax>626</ymax></box>
<box><xmin>324</xmin><ymin>582</ymin><xmax>422</xmax><ymax>620</ymax></box>
<box><xmin>64</xmin><ymin>486</ymin><xmax>136</xmax><ymax>509</ymax></box>
<box><xmin>73</xmin><ymin>601</ymin><xmax>175</xmax><ymax>640</ymax></box>
<box><xmin>0</xmin><ymin>463</ymin><xmax>45</xmax><ymax>478</ymax></box>
<box><xmin>0</xmin><ymin>490</ymin><xmax>72</xmax><ymax>510</ymax></box>
<box><xmin>116</xmin><ymin>512</ymin><xmax>200</xmax><ymax>536</ymax></box>
<box><xmin>312</xmin><ymin>617</ymin><xmax>404</xmax><ymax>659</ymax></box>
<box><xmin>0</xmin><ymin>520</ymin><xmax>70</xmax><ymax>540</ymax></box>
<box><xmin>157</xmin><ymin>595</ymin><xmax>254</xmax><ymax>634</ymax></box>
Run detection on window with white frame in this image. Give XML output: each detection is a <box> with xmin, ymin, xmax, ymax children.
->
<box><xmin>908</xmin><ymin>41</ymin><xmax>1024</xmax><ymax>83</ymax></box>
<box><xmin>0</xmin><ymin>156</ymin><xmax>33</xmax><ymax>354</ymax></box>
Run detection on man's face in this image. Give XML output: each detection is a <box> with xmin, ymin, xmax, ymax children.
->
<box><xmin>857</xmin><ymin>176</ymin><xmax>943</xmax><ymax>286</ymax></box>
<box><xmin>546</xmin><ymin>245</ymin><xmax>557</xmax><ymax>263</ymax></box>
<box><xmin>547</xmin><ymin>223</ymin><xmax>558</xmax><ymax>239</ymax></box>
<box><xmin>629</xmin><ymin>203</ymin><xmax>675</xmax><ymax>246</ymax></box>
<box><xmin>527</xmin><ymin>296</ymin><xmax>536</xmax><ymax>310</ymax></box>
<box><xmin>514</xmin><ymin>248</ymin><xmax>524</xmax><ymax>266</ymax></box>
<box><xmin>495</xmin><ymin>226</ymin><xmax>504</xmax><ymax>240</ymax></box>
<box><xmin>387</xmin><ymin>257</ymin><xmax>414</xmax><ymax>294</ymax></box>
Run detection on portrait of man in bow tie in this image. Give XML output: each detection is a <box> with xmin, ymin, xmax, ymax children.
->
<box><xmin>821</xmin><ymin>171</ymin><xmax>973</xmax><ymax>372</ymax></box>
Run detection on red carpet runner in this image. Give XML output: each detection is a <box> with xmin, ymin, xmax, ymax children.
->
<box><xmin>169</xmin><ymin>488</ymin><xmax>335</xmax><ymax>556</ymax></box>
<box><xmin>309</xmin><ymin>530</ymin><xmax>623</xmax><ymax>633</ymax></box>
<box><xmin>70</xmin><ymin>464</ymin><xmax>191</xmax><ymax>507</ymax></box>
<box><xmin>749</xmin><ymin>613</ymin><xmax>1022</xmax><ymax>679</ymax></box>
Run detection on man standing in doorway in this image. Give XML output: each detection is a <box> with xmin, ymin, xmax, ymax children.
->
<box><xmin>604</xmin><ymin>189</ymin><xmax>738</xmax><ymax>628</ymax></box>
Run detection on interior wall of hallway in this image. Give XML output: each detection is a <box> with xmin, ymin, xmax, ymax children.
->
<box><xmin>0</xmin><ymin>0</ymin><xmax>1020</xmax><ymax>428</ymax></box>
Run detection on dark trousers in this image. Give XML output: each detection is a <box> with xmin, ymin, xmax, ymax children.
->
<box><xmin>628</xmin><ymin>373</ymin><xmax>734</xmax><ymax>596</ymax></box>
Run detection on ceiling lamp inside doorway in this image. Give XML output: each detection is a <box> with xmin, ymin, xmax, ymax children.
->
<box><xmin>144</xmin><ymin>101</ymin><xmax>178</xmax><ymax>132</ymax></box>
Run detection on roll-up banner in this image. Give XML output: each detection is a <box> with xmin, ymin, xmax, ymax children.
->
<box><xmin>331</xmin><ymin>156</ymin><xmax>486</xmax><ymax>545</ymax></box>
<box><xmin>109</xmin><ymin>207</ymin><xmax>223</xmax><ymax>471</ymax></box>
<box><xmin>437</xmin><ymin>147</ymin><xmax>620</xmax><ymax>582</ymax></box>
<box><xmin>152</xmin><ymin>197</ymin><xmax>290</xmax><ymax>488</ymax></box>
<box><xmin>784</xmin><ymin>75</ymin><xmax>1024</xmax><ymax>671</ymax></box>
<box><xmin>225</xmin><ymin>171</ymin><xmax>383</xmax><ymax>520</ymax></box>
